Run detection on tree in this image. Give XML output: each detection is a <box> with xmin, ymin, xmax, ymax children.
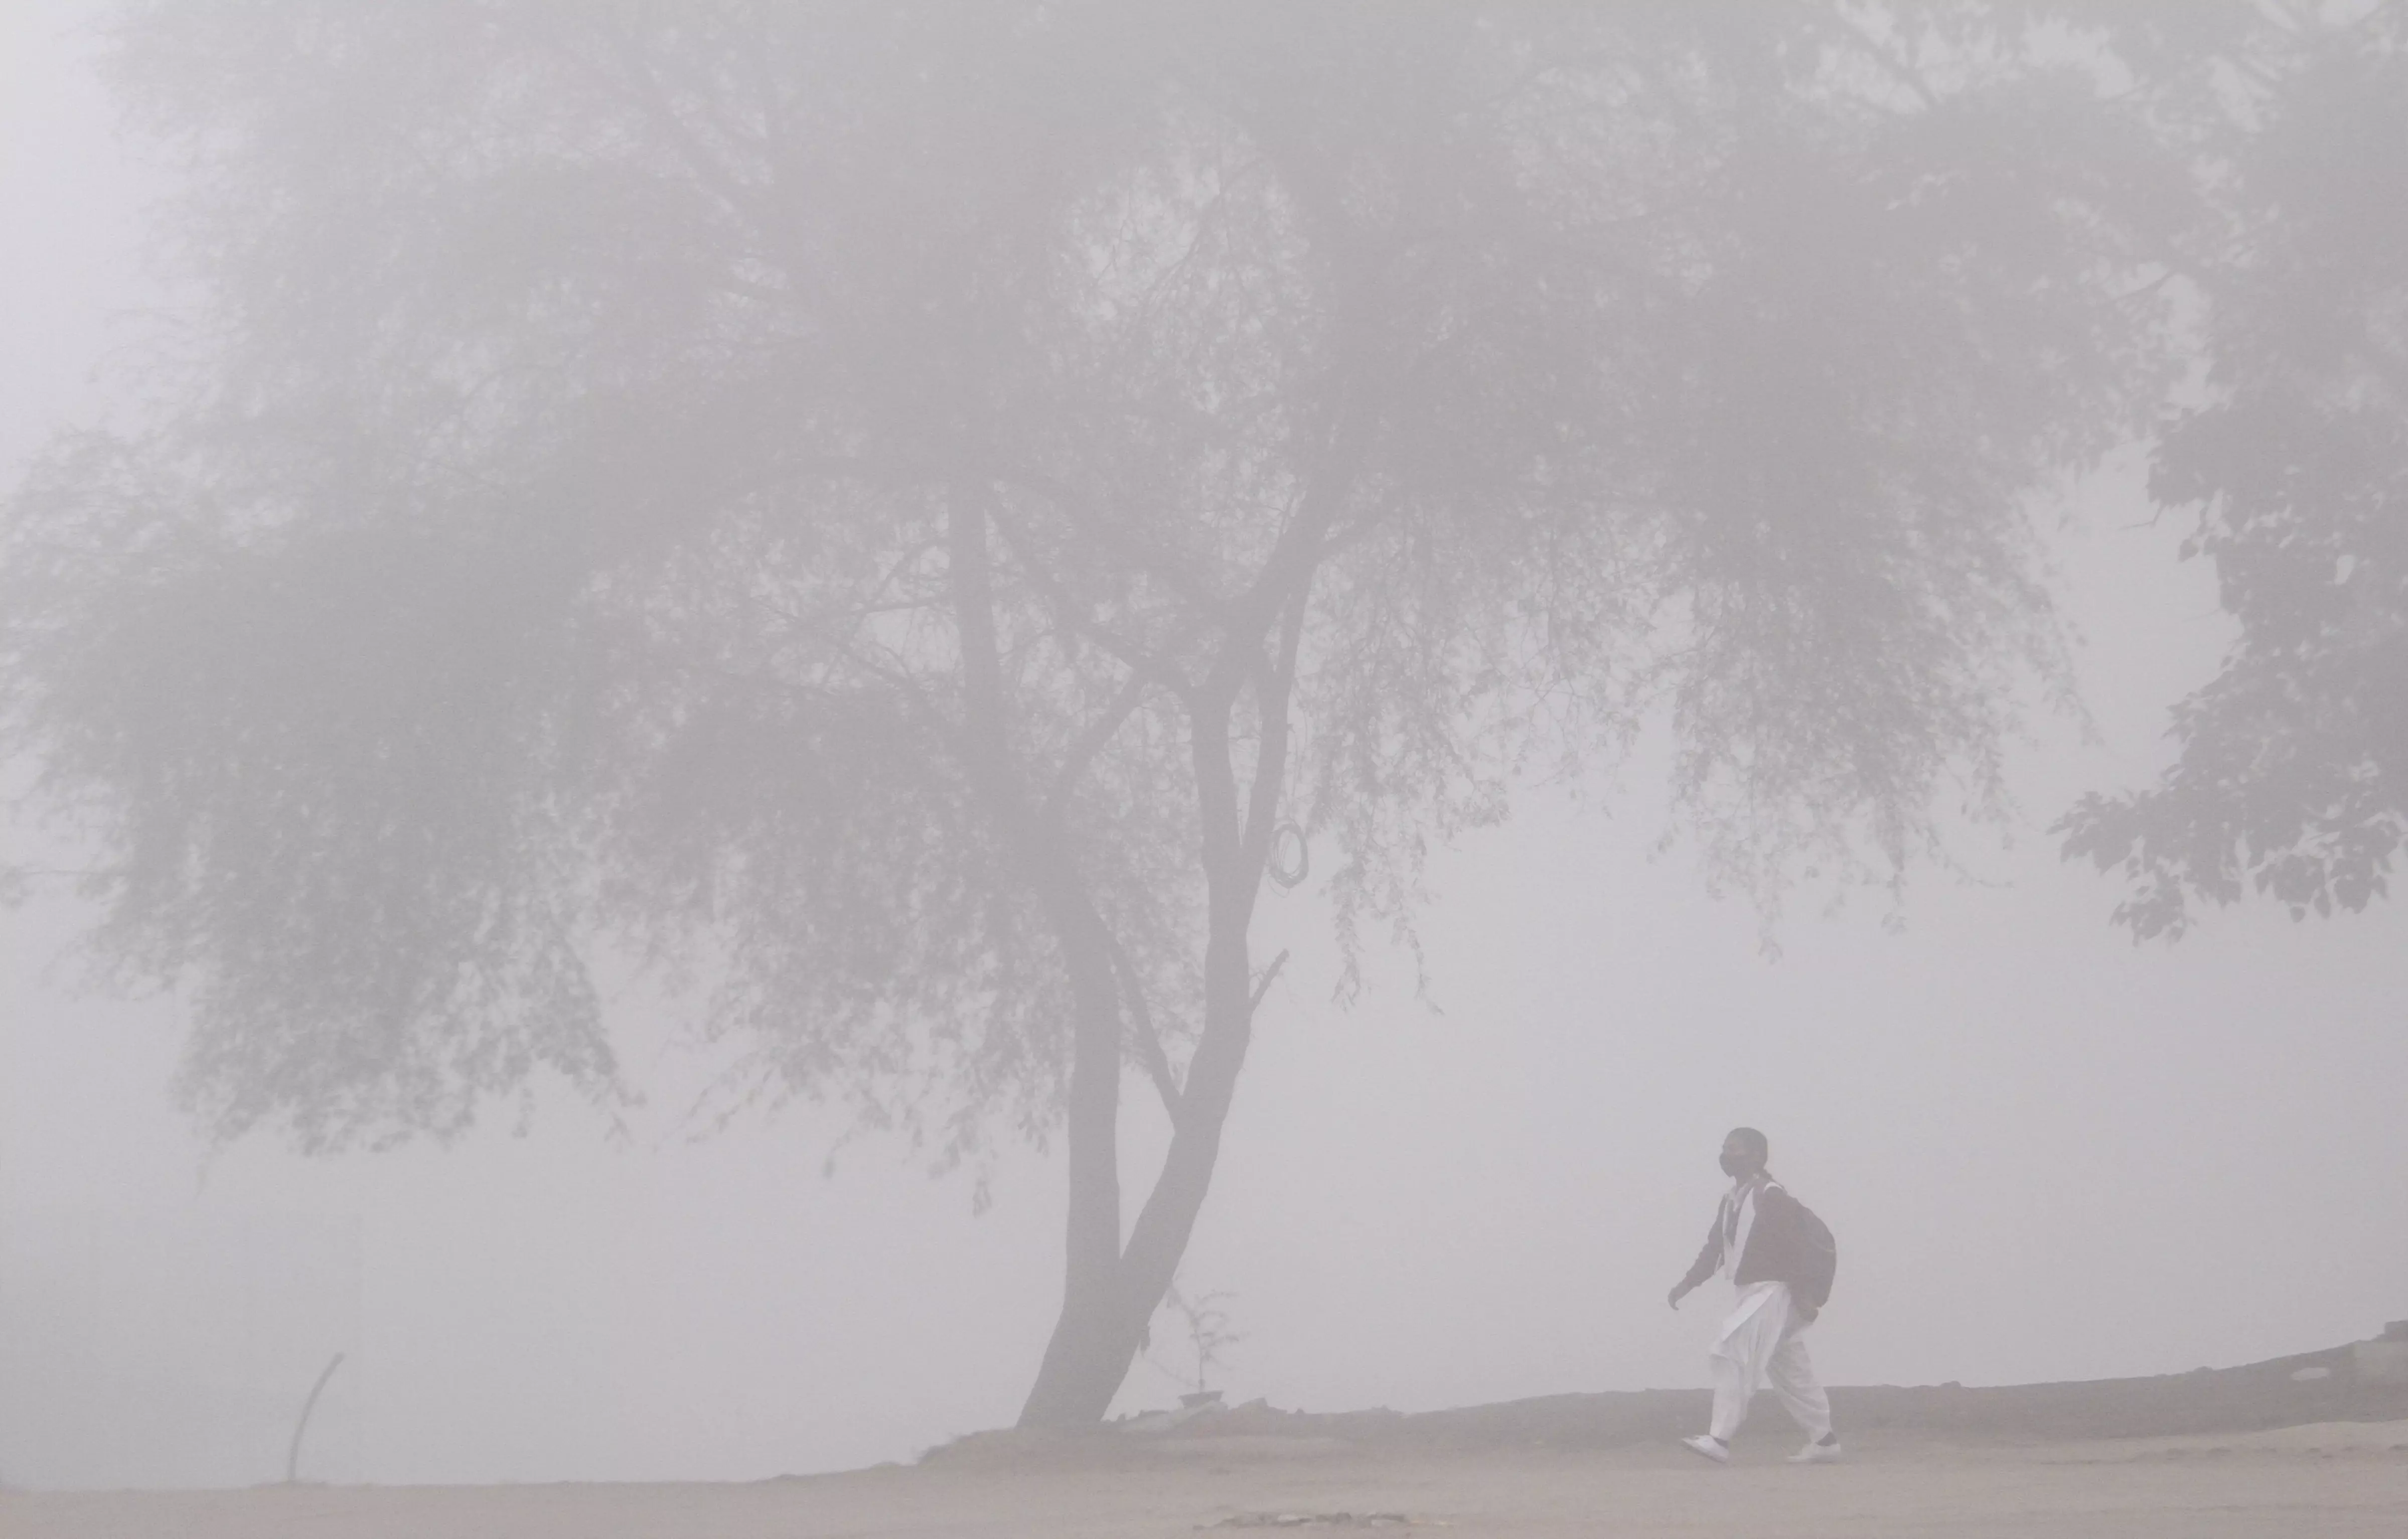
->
<box><xmin>4</xmin><ymin>2</ymin><xmax>2198</xmax><ymax>1424</ymax></box>
<box><xmin>2060</xmin><ymin>2</ymin><xmax>2408</xmax><ymax>938</ymax></box>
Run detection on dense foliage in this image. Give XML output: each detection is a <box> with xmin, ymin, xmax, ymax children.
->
<box><xmin>2063</xmin><ymin>3</ymin><xmax>2408</xmax><ymax>937</ymax></box>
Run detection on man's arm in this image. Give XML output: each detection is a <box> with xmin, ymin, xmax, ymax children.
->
<box><xmin>1668</xmin><ymin>1210</ymin><xmax>1725</xmax><ymax>1308</ymax></box>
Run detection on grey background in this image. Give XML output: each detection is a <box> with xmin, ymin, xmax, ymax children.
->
<box><xmin>5</xmin><ymin>0</ymin><xmax>2402</xmax><ymax>1490</ymax></box>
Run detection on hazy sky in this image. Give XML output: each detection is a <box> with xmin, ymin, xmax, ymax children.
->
<box><xmin>5</xmin><ymin>0</ymin><xmax>2405</xmax><ymax>1492</ymax></box>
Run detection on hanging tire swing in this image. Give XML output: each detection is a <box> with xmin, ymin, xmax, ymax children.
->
<box><xmin>1266</xmin><ymin>820</ymin><xmax>1310</xmax><ymax>889</ymax></box>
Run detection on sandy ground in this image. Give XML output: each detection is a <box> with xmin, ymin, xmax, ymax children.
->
<box><xmin>8</xmin><ymin>1420</ymin><xmax>2405</xmax><ymax>1539</ymax></box>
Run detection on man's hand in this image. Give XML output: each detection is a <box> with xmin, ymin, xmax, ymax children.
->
<box><xmin>1667</xmin><ymin>1284</ymin><xmax>1689</xmax><ymax>1311</ymax></box>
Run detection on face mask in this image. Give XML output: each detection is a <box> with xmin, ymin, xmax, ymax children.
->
<box><xmin>1719</xmin><ymin>1151</ymin><xmax>1745</xmax><ymax>1177</ymax></box>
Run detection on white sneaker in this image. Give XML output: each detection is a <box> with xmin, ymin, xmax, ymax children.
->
<box><xmin>1788</xmin><ymin>1436</ymin><xmax>1844</xmax><ymax>1464</ymax></box>
<box><xmin>1680</xmin><ymin>1434</ymin><xmax>1731</xmax><ymax>1464</ymax></box>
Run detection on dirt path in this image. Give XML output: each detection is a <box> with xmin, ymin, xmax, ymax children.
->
<box><xmin>9</xmin><ymin>1421</ymin><xmax>2405</xmax><ymax>1539</ymax></box>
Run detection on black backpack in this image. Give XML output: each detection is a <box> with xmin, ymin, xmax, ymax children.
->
<box><xmin>1768</xmin><ymin>1182</ymin><xmax>1839</xmax><ymax>1311</ymax></box>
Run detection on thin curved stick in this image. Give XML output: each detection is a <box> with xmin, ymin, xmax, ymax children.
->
<box><xmin>285</xmin><ymin>1352</ymin><xmax>346</xmax><ymax>1484</ymax></box>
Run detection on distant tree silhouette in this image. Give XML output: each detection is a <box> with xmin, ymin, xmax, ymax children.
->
<box><xmin>4</xmin><ymin>2</ymin><xmax>2222</xmax><ymax>1422</ymax></box>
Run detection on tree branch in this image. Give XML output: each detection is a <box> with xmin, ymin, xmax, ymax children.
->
<box><xmin>946</xmin><ymin>486</ymin><xmax>1035</xmax><ymax>843</ymax></box>
<box><xmin>1247</xmin><ymin>948</ymin><xmax>1290</xmax><ymax>1015</ymax></box>
<box><xmin>986</xmin><ymin>497</ymin><xmax>1198</xmax><ymax>698</ymax></box>
<box><xmin>1830</xmin><ymin>14</ymin><xmax>1937</xmax><ymax>112</ymax></box>
<box><xmin>988</xmin><ymin>466</ymin><xmax>1234</xmax><ymax>622</ymax></box>
<box><xmin>596</xmin><ymin>26</ymin><xmax>779</xmax><ymax>238</ymax></box>
<box><xmin>1238</xmin><ymin>585</ymin><xmax>1312</xmax><ymax>870</ymax></box>
<box><xmin>1105</xmin><ymin>928</ymin><xmax>1184</xmax><ymax>1125</ymax></box>
<box><xmin>1045</xmin><ymin>666</ymin><xmax>1156</xmax><ymax>824</ymax></box>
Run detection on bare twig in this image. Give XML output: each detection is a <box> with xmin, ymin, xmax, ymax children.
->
<box><xmin>1247</xmin><ymin>948</ymin><xmax>1289</xmax><ymax>1015</ymax></box>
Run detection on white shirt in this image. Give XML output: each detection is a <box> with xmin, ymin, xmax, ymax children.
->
<box><xmin>1719</xmin><ymin>1178</ymin><xmax>1762</xmax><ymax>1282</ymax></box>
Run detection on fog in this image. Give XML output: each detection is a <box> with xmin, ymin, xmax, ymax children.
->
<box><xmin>5</xmin><ymin>0</ymin><xmax>2405</xmax><ymax>1499</ymax></box>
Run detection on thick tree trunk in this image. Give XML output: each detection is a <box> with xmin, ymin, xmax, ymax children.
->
<box><xmin>968</xmin><ymin>466</ymin><xmax>1333</xmax><ymax>1428</ymax></box>
<box><xmin>1014</xmin><ymin>906</ymin><xmax>1257</xmax><ymax>1424</ymax></box>
<box><xmin>950</xmin><ymin>488</ymin><xmax>1146</xmax><ymax>1428</ymax></box>
<box><xmin>1016</xmin><ymin>648</ymin><xmax>1288</xmax><ymax>1427</ymax></box>
<box><xmin>1014</xmin><ymin>903</ymin><xmax>1136</xmax><ymax>1427</ymax></box>
<box><xmin>1015</xmin><ymin>883</ymin><xmax>1259</xmax><ymax>1426</ymax></box>
<box><xmin>1110</xmin><ymin>880</ymin><xmax>1257</xmax><ymax>1336</ymax></box>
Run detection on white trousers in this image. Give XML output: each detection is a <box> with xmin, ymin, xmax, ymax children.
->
<box><xmin>1707</xmin><ymin>1280</ymin><xmax>1831</xmax><ymax>1443</ymax></box>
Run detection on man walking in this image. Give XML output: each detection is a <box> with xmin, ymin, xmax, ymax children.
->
<box><xmin>1667</xmin><ymin>1127</ymin><xmax>1842</xmax><ymax>1464</ymax></box>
